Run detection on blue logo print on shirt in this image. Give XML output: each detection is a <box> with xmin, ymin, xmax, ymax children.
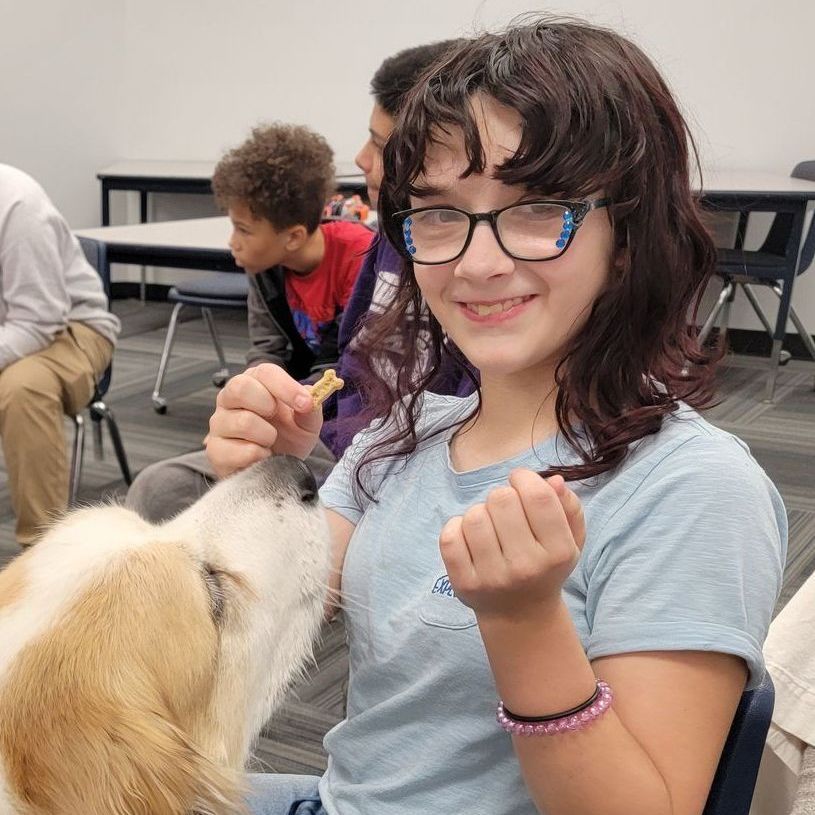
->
<box><xmin>431</xmin><ymin>574</ymin><xmax>456</xmax><ymax>598</ymax></box>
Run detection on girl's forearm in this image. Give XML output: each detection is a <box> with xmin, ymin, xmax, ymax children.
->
<box><xmin>477</xmin><ymin>602</ymin><xmax>674</xmax><ymax>815</ymax></box>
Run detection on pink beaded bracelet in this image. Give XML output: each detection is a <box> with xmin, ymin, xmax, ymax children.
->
<box><xmin>497</xmin><ymin>680</ymin><xmax>613</xmax><ymax>736</ymax></box>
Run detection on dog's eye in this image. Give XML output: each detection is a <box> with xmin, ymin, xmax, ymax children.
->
<box><xmin>203</xmin><ymin>566</ymin><xmax>226</xmax><ymax>624</ymax></box>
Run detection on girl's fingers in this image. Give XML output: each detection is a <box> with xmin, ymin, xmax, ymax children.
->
<box><xmin>439</xmin><ymin>515</ymin><xmax>476</xmax><ymax>582</ymax></box>
<box><xmin>508</xmin><ymin>469</ymin><xmax>574</xmax><ymax>557</ymax></box>
<box><xmin>205</xmin><ymin>437</ymin><xmax>272</xmax><ymax>479</ymax></box>
<box><xmin>217</xmin><ymin>371</ymin><xmax>280</xmax><ymax>417</ymax></box>
<box><xmin>484</xmin><ymin>485</ymin><xmax>538</xmax><ymax>563</ymax></box>
<box><xmin>548</xmin><ymin>475</ymin><xmax>587</xmax><ymax>551</ymax></box>
<box><xmin>247</xmin><ymin>365</ymin><xmax>324</xmax><ymax>434</ymax></box>
<box><xmin>460</xmin><ymin>503</ymin><xmax>506</xmax><ymax>574</ymax></box>
<box><xmin>208</xmin><ymin>408</ymin><xmax>279</xmax><ymax>449</ymax></box>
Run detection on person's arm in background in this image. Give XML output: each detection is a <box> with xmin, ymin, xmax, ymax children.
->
<box><xmin>244</xmin><ymin>273</ymin><xmax>292</xmax><ymax>370</ymax></box>
<box><xmin>0</xmin><ymin>200</ymin><xmax>71</xmax><ymax>369</ymax></box>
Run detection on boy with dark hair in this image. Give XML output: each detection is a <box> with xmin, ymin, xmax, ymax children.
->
<box><xmin>322</xmin><ymin>39</ymin><xmax>469</xmax><ymax>456</ymax></box>
<box><xmin>214</xmin><ymin>123</ymin><xmax>372</xmax><ymax>379</ymax></box>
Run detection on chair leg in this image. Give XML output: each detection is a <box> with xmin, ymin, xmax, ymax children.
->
<box><xmin>699</xmin><ymin>280</ymin><xmax>734</xmax><ymax>345</ymax></box>
<box><xmin>719</xmin><ymin>284</ymin><xmax>735</xmax><ymax>345</ymax></box>
<box><xmin>201</xmin><ymin>307</ymin><xmax>230</xmax><ymax>387</ymax></box>
<box><xmin>69</xmin><ymin>414</ymin><xmax>86</xmax><ymax>506</ymax></box>
<box><xmin>766</xmin><ymin>341</ymin><xmax>785</xmax><ymax>402</ymax></box>
<box><xmin>152</xmin><ymin>301</ymin><xmax>184</xmax><ymax>414</ymax></box>
<box><xmin>741</xmin><ymin>283</ymin><xmax>792</xmax><ymax>366</ymax></box>
<box><xmin>764</xmin><ymin>278</ymin><xmax>797</xmax><ymax>403</ymax></box>
<box><xmin>92</xmin><ymin>412</ymin><xmax>104</xmax><ymax>460</ymax></box>
<box><xmin>770</xmin><ymin>285</ymin><xmax>815</xmax><ymax>363</ymax></box>
<box><xmin>91</xmin><ymin>400</ymin><xmax>132</xmax><ymax>486</ymax></box>
<box><xmin>741</xmin><ymin>283</ymin><xmax>775</xmax><ymax>338</ymax></box>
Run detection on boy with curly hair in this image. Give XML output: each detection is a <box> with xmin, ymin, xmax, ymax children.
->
<box><xmin>213</xmin><ymin>122</ymin><xmax>372</xmax><ymax>381</ymax></box>
<box><xmin>126</xmin><ymin>44</ymin><xmax>458</xmax><ymax>521</ymax></box>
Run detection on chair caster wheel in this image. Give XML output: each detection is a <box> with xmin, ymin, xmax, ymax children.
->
<box><xmin>212</xmin><ymin>370</ymin><xmax>229</xmax><ymax>388</ymax></box>
<box><xmin>779</xmin><ymin>350</ymin><xmax>792</xmax><ymax>366</ymax></box>
<box><xmin>152</xmin><ymin>397</ymin><xmax>168</xmax><ymax>414</ymax></box>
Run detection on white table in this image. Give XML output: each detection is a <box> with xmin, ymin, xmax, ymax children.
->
<box><xmin>75</xmin><ymin>217</ymin><xmax>237</xmax><ymax>274</ymax></box>
<box><xmin>699</xmin><ymin>169</ymin><xmax>815</xmax><ymax>199</ymax></box>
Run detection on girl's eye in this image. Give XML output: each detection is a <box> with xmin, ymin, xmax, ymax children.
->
<box><xmin>420</xmin><ymin>209</ymin><xmax>463</xmax><ymax>225</ymax></box>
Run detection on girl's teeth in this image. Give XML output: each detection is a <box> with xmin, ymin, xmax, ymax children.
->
<box><xmin>468</xmin><ymin>297</ymin><xmax>524</xmax><ymax>316</ymax></box>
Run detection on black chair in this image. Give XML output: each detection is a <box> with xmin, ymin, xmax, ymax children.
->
<box><xmin>151</xmin><ymin>272</ymin><xmax>248</xmax><ymax>414</ymax></box>
<box><xmin>699</xmin><ymin>161</ymin><xmax>815</xmax><ymax>401</ymax></box>
<box><xmin>703</xmin><ymin>671</ymin><xmax>775</xmax><ymax>815</ymax></box>
<box><xmin>70</xmin><ymin>237</ymin><xmax>132</xmax><ymax>504</ymax></box>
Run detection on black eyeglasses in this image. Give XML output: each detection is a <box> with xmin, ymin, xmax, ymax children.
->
<box><xmin>392</xmin><ymin>198</ymin><xmax>611</xmax><ymax>265</ymax></box>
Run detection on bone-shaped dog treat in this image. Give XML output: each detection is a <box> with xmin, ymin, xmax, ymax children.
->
<box><xmin>309</xmin><ymin>369</ymin><xmax>344</xmax><ymax>408</ymax></box>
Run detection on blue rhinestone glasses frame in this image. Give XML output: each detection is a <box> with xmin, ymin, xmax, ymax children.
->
<box><xmin>392</xmin><ymin>198</ymin><xmax>611</xmax><ymax>265</ymax></box>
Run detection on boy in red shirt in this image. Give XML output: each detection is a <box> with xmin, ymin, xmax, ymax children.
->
<box><xmin>212</xmin><ymin>123</ymin><xmax>372</xmax><ymax>381</ymax></box>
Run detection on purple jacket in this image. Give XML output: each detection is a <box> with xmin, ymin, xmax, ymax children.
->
<box><xmin>320</xmin><ymin>236</ymin><xmax>475</xmax><ymax>457</ymax></box>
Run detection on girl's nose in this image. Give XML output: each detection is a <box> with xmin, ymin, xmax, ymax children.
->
<box><xmin>453</xmin><ymin>221</ymin><xmax>515</xmax><ymax>280</ymax></box>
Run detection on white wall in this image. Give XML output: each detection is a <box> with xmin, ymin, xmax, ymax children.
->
<box><xmin>122</xmin><ymin>0</ymin><xmax>815</xmax><ymax>175</ymax></box>
<box><xmin>0</xmin><ymin>0</ymin><xmax>125</xmax><ymax>227</ymax></box>
<box><xmin>2</xmin><ymin>0</ymin><xmax>814</xmax><ymax>332</ymax></box>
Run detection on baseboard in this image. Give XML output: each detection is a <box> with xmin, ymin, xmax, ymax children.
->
<box><xmin>111</xmin><ymin>282</ymin><xmax>171</xmax><ymax>301</ymax></box>
<box><xmin>725</xmin><ymin>329</ymin><xmax>815</xmax><ymax>360</ymax></box>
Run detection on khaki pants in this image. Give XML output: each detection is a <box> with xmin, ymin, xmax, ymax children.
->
<box><xmin>0</xmin><ymin>322</ymin><xmax>113</xmax><ymax>546</ymax></box>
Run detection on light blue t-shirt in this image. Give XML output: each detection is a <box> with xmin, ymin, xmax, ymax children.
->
<box><xmin>317</xmin><ymin>393</ymin><xmax>787</xmax><ymax>815</ymax></box>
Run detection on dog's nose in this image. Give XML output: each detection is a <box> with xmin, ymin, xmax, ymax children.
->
<box><xmin>276</xmin><ymin>455</ymin><xmax>319</xmax><ymax>504</ymax></box>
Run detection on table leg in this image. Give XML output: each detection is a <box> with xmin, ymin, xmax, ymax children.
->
<box><xmin>101</xmin><ymin>181</ymin><xmax>110</xmax><ymax>226</ymax></box>
<box><xmin>139</xmin><ymin>190</ymin><xmax>149</xmax><ymax>303</ymax></box>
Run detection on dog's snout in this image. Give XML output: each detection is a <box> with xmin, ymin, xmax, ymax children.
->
<box><xmin>275</xmin><ymin>455</ymin><xmax>319</xmax><ymax>504</ymax></box>
<box><xmin>294</xmin><ymin>459</ymin><xmax>319</xmax><ymax>504</ymax></box>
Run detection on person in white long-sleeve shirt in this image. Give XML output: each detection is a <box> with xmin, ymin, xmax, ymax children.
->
<box><xmin>0</xmin><ymin>163</ymin><xmax>120</xmax><ymax>546</ymax></box>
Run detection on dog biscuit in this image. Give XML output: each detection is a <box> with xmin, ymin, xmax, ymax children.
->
<box><xmin>310</xmin><ymin>369</ymin><xmax>344</xmax><ymax>408</ymax></box>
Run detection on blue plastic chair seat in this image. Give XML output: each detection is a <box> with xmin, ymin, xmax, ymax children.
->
<box><xmin>717</xmin><ymin>248</ymin><xmax>788</xmax><ymax>282</ymax></box>
<box><xmin>168</xmin><ymin>272</ymin><xmax>249</xmax><ymax>309</ymax></box>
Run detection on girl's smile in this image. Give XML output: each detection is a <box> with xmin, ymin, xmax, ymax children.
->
<box><xmin>458</xmin><ymin>294</ymin><xmax>536</xmax><ymax>322</ymax></box>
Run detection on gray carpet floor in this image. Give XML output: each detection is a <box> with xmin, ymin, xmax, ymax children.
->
<box><xmin>1</xmin><ymin>298</ymin><xmax>813</xmax><ymax>774</ymax></box>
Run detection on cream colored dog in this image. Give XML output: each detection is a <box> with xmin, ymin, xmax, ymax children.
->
<box><xmin>0</xmin><ymin>456</ymin><xmax>331</xmax><ymax>815</ymax></box>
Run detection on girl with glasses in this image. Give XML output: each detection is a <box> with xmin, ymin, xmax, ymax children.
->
<box><xmin>206</xmin><ymin>18</ymin><xmax>786</xmax><ymax>815</ymax></box>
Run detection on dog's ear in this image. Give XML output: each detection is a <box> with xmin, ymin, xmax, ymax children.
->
<box><xmin>91</xmin><ymin>700</ymin><xmax>248</xmax><ymax>815</ymax></box>
<box><xmin>2</xmin><ymin>682</ymin><xmax>247</xmax><ymax>814</ymax></box>
<box><xmin>0</xmin><ymin>542</ymin><xmax>250</xmax><ymax>814</ymax></box>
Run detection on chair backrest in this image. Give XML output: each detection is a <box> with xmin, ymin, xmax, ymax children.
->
<box><xmin>76</xmin><ymin>236</ymin><xmax>112</xmax><ymax>301</ymax></box>
<box><xmin>76</xmin><ymin>236</ymin><xmax>112</xmax><ymax>397</ymax></box>
<box><xmin>757</xmin><ymin>161</ymin><xmax>815</xmax><ymax>274</ymax></box>
<box><xmin>702</xmin><ymin>671</ymin><xmax>775</xmax><ymax>815</ymax></box>
<box><xmin>792</xmin><ymin>161</ymin><xmax>815</xmax><ymax>275</ymax></box>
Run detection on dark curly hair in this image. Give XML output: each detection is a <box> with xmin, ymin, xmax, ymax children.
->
<box><xmin>212</xmin><ymin>123</ymin><xmax>335</xmax><ymax>233</ymax></box>
<box><xmin>354</xmin><ymin>17</ymin><xmax>720</xmax><ymax>494</ymax></box>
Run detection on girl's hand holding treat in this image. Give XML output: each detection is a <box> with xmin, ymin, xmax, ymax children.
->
<box><xmin>206</xmin><ymin>363</ymin><xmax>325</xmax><ymax>479</ymax></box>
